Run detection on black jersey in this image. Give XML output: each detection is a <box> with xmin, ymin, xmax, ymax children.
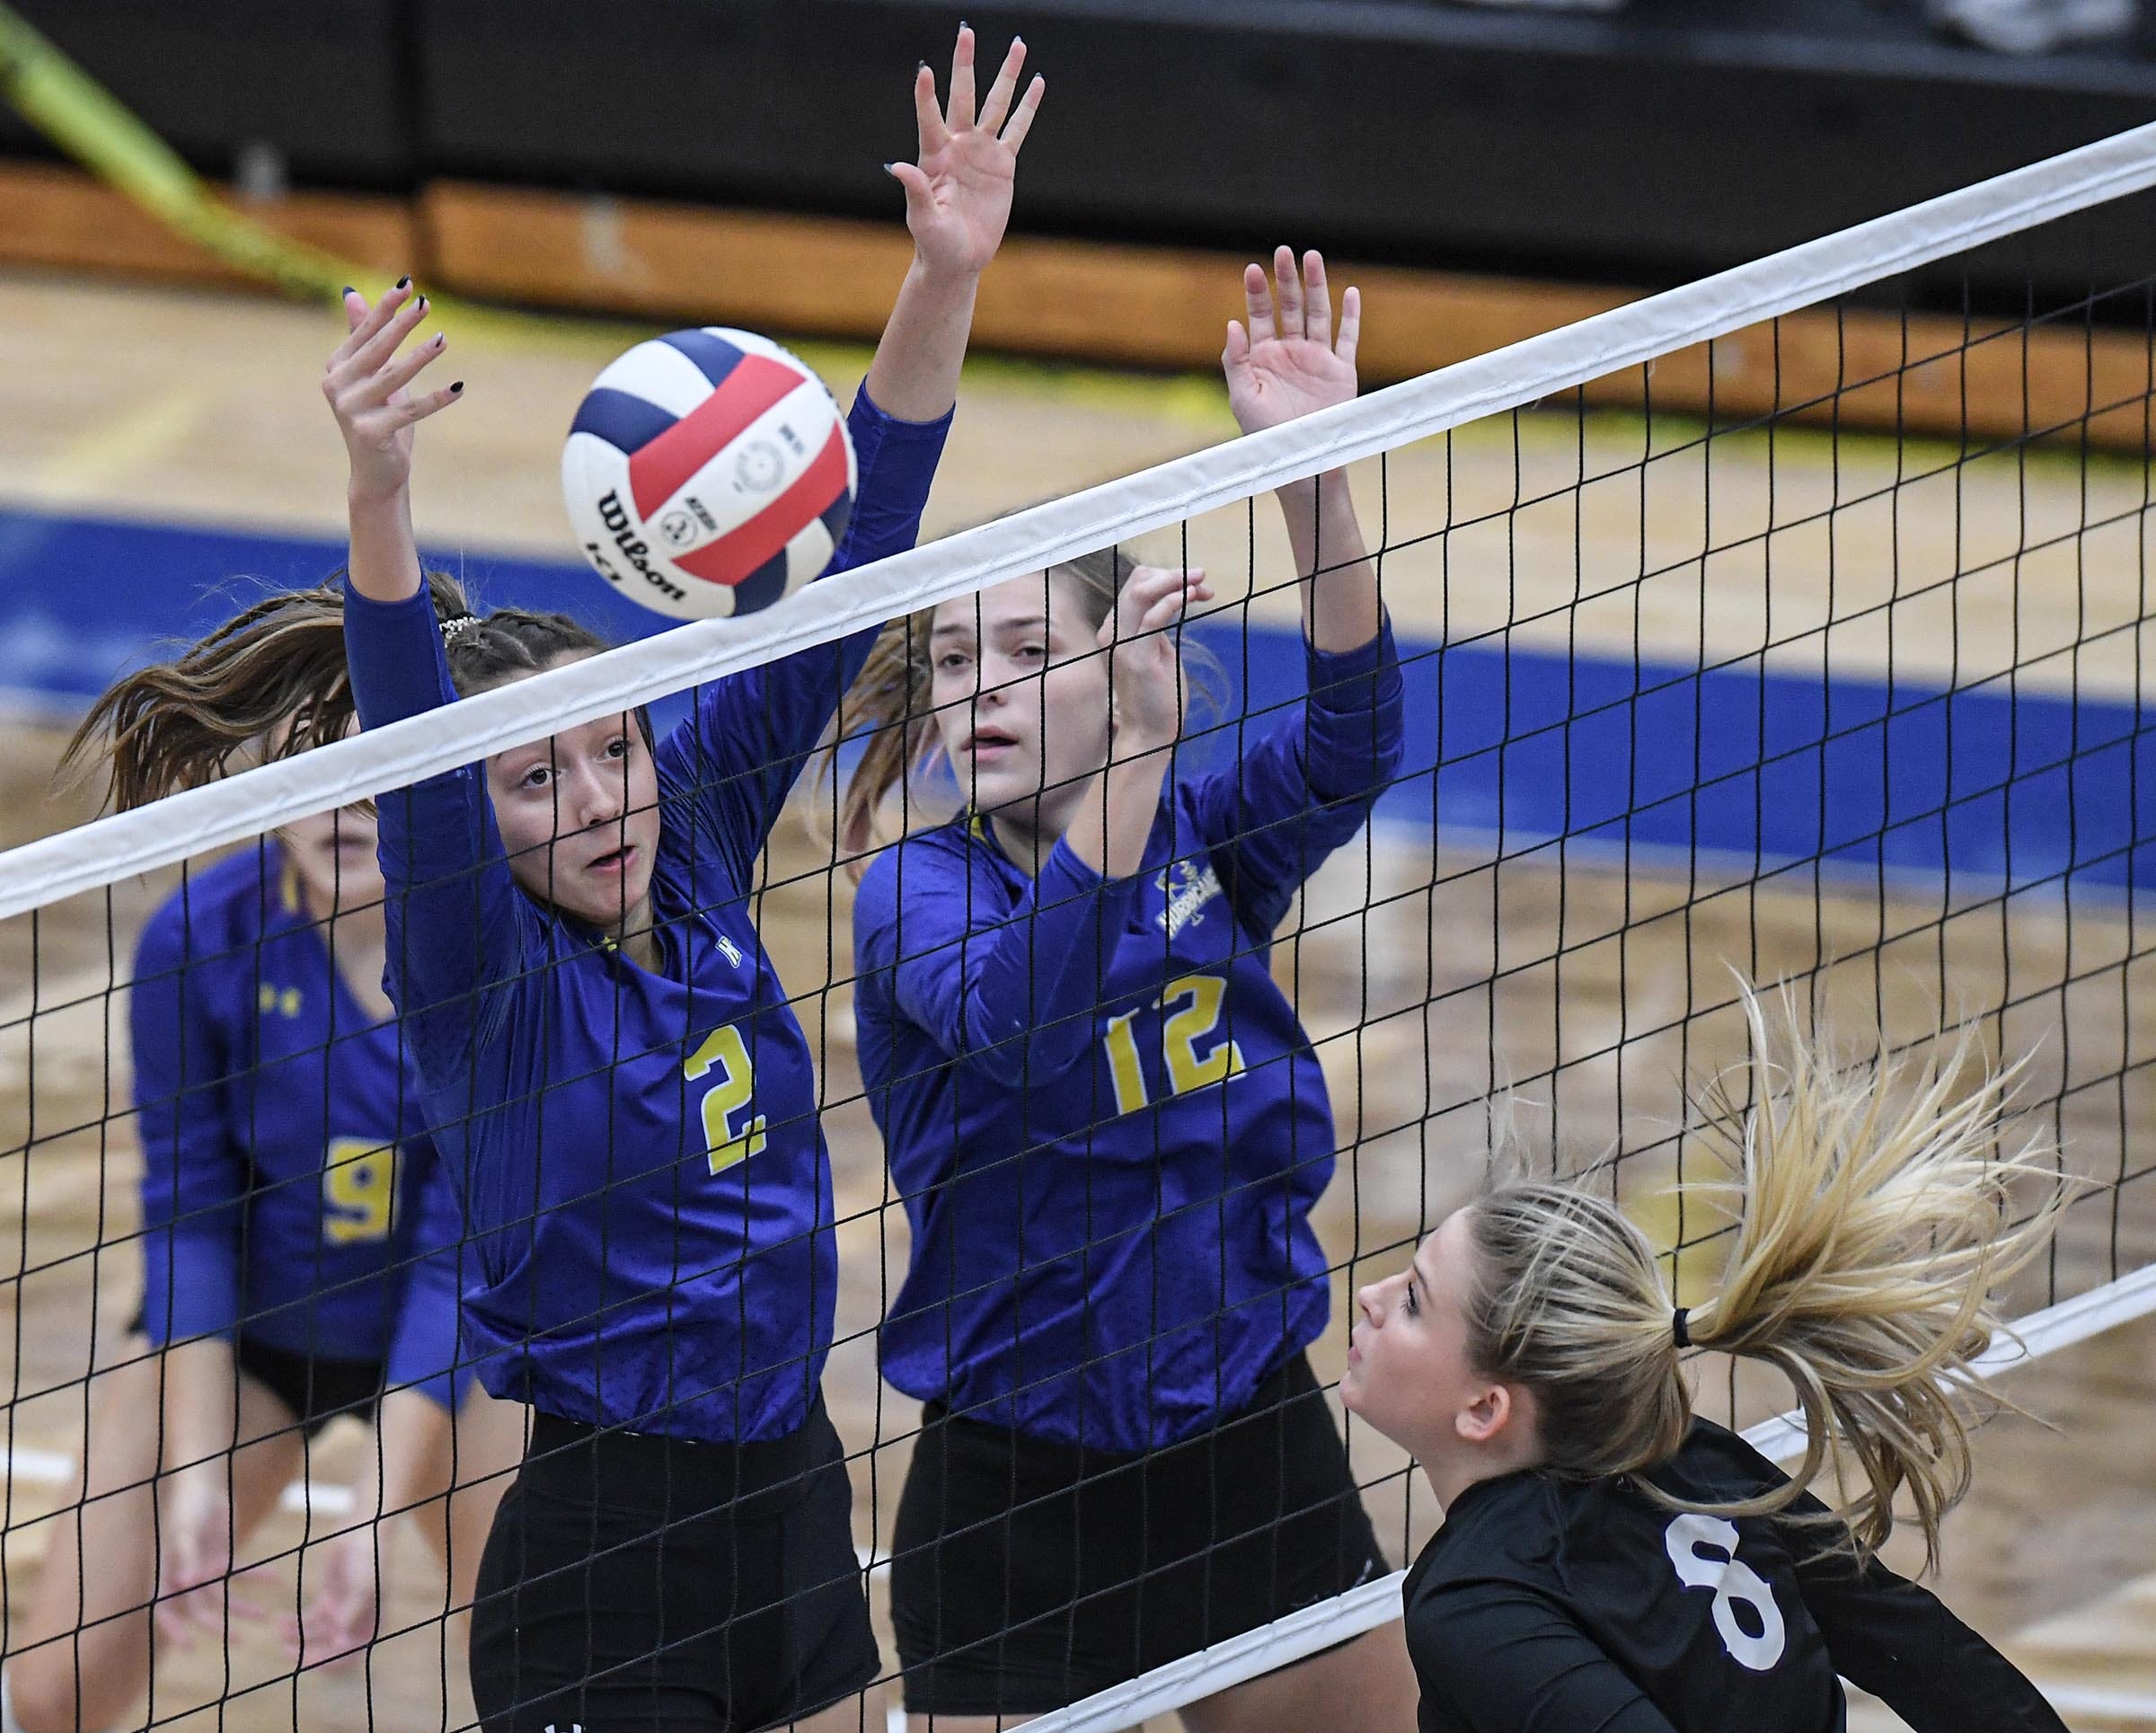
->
<box><xmin>1403</xmin><ymin>1419</ymin><xmax>2064</xmax><ymax>1733</ymax></box>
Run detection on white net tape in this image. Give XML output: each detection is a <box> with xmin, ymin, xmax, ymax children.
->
<box><xmin>10</xmin><ymin>117</ymin><xmax>2156</xmax><ymax>1733</ymax></box>
<box><xmin>4</xmin><ymin>119</ymin><xmax>2156</xmax><ymax>919</ymax></box>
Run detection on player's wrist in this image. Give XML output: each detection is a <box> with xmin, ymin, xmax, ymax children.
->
<box><xmin>906</xmin><ymin>251</ymin><xmax>986</xmax><ymax>295</ymax></box>
<box><xmin>346</xmin><ymin>473</ymin><xmax>411</xmax><ymax>512</ymax></box>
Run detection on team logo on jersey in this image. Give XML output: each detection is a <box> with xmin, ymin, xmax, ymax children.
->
<box><xmin>256</xmin><ymin>982</ymin><xmax>302</xmax><ymax>1019</ymax></box>
<box><xmin>1155</xmin><ymin>859</ymin><xmax>1224</xmax><ymax>939</ymax></box>
<box><xmin>717</xmin><ymin>933</ymin><xmax>744</xmax><ymax>968</ymax></box>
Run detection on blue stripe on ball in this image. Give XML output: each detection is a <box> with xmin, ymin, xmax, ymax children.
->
<box><xmin>819</xmin><ymin>491</ymin><xmax>853</xmax><ymax>552</ymax></box>
<box><xmin>568</xmin><ymin>388</ymin><xmax>679</xmax><ymax>455</ymax></box>
<box><xmin>661</xmin><ymin>329</ymin><xmax>747</xmax><ymax>389</ymax></box>
<box><xmin>731</xmin><ymin>548</ymin><xmax>795</xmax><ymax>615</ymax></box>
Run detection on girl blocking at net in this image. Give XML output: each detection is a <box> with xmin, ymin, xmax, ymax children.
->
<box><xmin>326</xmin><ymin>28</ymin><xmax>1042</xmax><ymax>1733</ymax></box>
<box><xmin>838</xmin><ymin>249</ymin><xmax>1419</xmax><ymax>1729</ymax></box>
<box><xmin>1343</xmin><ymin>983</ymin><xmax>2072</xmax><ymax>1733</ymax></box>
<box><xmin>5</xmin><ymin>701</ymin><xmax>525</xmax><ymax>1733</ymax></box>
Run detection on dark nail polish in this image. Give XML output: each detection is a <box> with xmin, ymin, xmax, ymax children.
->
<box><xmin>418</xmin><ymin>296</ymin><xmax>429</xmax><ymax>313</ymax></box>
<box><xmin>395</xmin><ymin>274</ymin><xmax>411</xmax><ymax>291</ymax></box>
<box><xmin>450</xmin><ymin>381</ymin><xmax>464</xmax><ymax>393</ymax></box>
<box><xmin>340</xmin><ymin>285</ymin><xmax>355</xmax><ymax>296</ymax></box>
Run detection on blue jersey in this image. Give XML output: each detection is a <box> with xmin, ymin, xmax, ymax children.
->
<box><xmin>132</xmin><ymin>847</ymin><xmax>469</xmax><ymax>1408</ymax></box>
<box><xmin>347</xmin><ymin>385</ymin><xmax>949</xmax><ymax>1444</ymax></box>
<box><xmin>855</xmin><ymin>627</ymin><xmax>1404</xmax><ymax>1451</ymax></box>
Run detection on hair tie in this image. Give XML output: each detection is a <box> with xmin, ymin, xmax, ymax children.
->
<box><xmin>1672</xmin><ymin>1307</ymin><xmax>1692</xmax><ymax>1350</ymax></box>
<box><xmin>440</xmin><ymin>612</ymin><xmax>482</xmax><ymax>645</ymax></box>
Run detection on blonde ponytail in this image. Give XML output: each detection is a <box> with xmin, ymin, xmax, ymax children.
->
<box><xmin>1464</xmin><ymin>980</ymin><xmax>2065</xmax><ymax>1569</ymax></box>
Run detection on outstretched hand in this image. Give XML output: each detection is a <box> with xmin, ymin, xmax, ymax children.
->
<box><xmin>890</xmin><ymin>25</ymin><xmax>1044</xmax><ymax>279</ymax></box>
<box><xmin>323</xmin><ymin>281</ymin><xmax>462</xmax><ymax>501</ymax></box>
<box><xmin>1224</xmin><ymin>248</ymin><xmax>1361</xmax><ymax>438</ymax></box>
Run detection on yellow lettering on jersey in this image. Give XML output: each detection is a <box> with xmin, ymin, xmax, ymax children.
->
<box><xmin>1100</xmin><ymin>973</ymin><xmax>1244</xmax><ymax>1115</ymax></box>
<box><xmin>323</xmin><ymin>1136</ymin><xmax>398</xmax><ymax>1243</ymax></box>
<box><xmin>684</xmin><ymin>1022</ymin><xmax>768</xmax><ymax>1176</ymax></box>
<box><xmin>1102</xmin><ymin>1007</ymin><xmax>1148</xmax><ymax>1117</ymax></box>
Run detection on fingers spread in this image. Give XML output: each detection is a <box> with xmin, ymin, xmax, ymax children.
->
<box><xmin>1223</xmin><ymin>319</ymin><xmax>1250</xmax><ymax>376</ymax></box>
<box><xmin>1273</xmin><ymin>244</ymin><xmax>1303</xmax><ymax>340</ymax></box>
<box><xmin>1337</xmin><ymin>285</ymin><xmax>1362</xmax><ymax>370</ymax></box>
<box><xmin>1303</xmin><ymin>250</ymin><xmax>1332</xmax><ymax>349</ymax></box>
<box><xmin>948</xmin><ymin>23</ymin><xmax>977</xmax><ymax>133</ymax></box>
<box><xmin>394</xmin><ymin>380</ymin><xmax>465</xmax><ymax>428</ymax></box>
<box><xmin>913</xmin><ymin>62</ymin><xmax>950</xmax><ymax>155</ymax></box>
<box><xmin>342</xmin><ymin>288</ymin><xmax>430</xmax><ymax>390</ymax></box>
<box><xmin>367</xmin><ymin>331</ymin><xmax>448</xmax><ymax>408</ymax></box>
<box><xmin>328</xmin><ymin>279</ymin><xmax>407</xmax><ymax>373</ymax></box>
<box><xmin>979</xmin><ymin>35</ymin><xmax>1025</xmax><ymax>133</ymax></box>
<box><xmin>1002</xmin><ymin>75</ymin><xmax>1045</xmax><ymax>152</ymax></box>
<box><xmin>1242</xmin><ymin>263</ymin><xmax>1277</xmax><ymax>346</ymax></box>
<box><xmin>887</xmin><ymin>157</ymin><xmax>933</xmax><ymax>214</ymax></box>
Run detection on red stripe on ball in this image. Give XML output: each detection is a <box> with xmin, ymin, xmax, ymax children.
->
<box><xmin>626</xmin><ymin>354</ymin><xmax>800</xmax><ymax>521</ymax></box>
<box><xmin>674</xmin><ymin>422</ymin><xmax>850</xmax><ymax>589</ymax></box>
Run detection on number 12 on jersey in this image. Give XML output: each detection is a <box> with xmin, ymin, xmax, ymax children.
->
<box><xmin>685</xmin><ymin>1022</ymin><xmax>767</xmax><ymax>1176</ymax></box>
<box><xmin>1102</xmin><ymin>974</ymin><xmax>1246</xmax><ymax>1117</ymax></box>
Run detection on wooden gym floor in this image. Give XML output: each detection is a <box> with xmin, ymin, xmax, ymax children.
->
<box><xmin>0</xmin><ymin>273</ymin><xmax>2151</xmax><ymax>1729</ymax></box>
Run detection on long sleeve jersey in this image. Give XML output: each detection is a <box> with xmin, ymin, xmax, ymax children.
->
<box><xmin>1403</xmin><ymin>1419</ymin><xmax>2068</xmax><ymax>1733</ymax></box>
<box><xmin>132</xmin><ymin>845</ymin><xmax>467</xmax><ymax>1407</ymax></box>
<box><xmin>347</xmin><ymin>383</ymin><xmax>949</xmax><ymax>1443</ymax></box>
<box><xmin>854</xmin><ymin>626</ymin><xmax>1404</xmax><ymax>1450</ymax></box>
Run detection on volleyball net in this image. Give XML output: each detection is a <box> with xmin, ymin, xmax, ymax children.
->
<box><xmin>4</xmin><ymin>121</ymin><xmax>2156</xmax><ymax>1730</ymax></box>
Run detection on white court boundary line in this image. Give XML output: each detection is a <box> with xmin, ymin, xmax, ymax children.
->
<box><xmin>4</xmin><ymin>119</ymin><xmax>2156</xmax><ymax>920</ymax></box>
<box><xmin>1021</xmin><ymin>1266</ymin><xmax>2156</xmax><ymax>1733</ymax></box>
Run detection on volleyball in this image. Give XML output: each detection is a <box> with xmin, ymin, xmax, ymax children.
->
<box><xmin>561</xmin><ymin>328</ymin><xmax>857</xmax><ymax>622</ymax></box>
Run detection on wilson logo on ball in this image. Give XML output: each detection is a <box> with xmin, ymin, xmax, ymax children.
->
<box><xmin>561</xmin><ymin>328</ymin><xmax>857</xmax><ymax>622</ymax></box>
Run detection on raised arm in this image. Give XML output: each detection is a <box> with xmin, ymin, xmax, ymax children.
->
<box><xmin>1196</xmin><ymin>252</ymin><xmax>1404</xmax><ymax>934</ymax></box>
<box><xmin>325</xmin><ymin>281</ymin><xmax>459</xmax><ymax>608</ymax></box>
<box><xmin>1224</xmin><ymin>249</ymin><xmax>1381</xmax><ymax>656</ymax></box>
<box><xmin>323</xmin><ymin>287</ymin><xmax>527</xmax><ymax>1061</ymax></box>
<box><xmin>659</xmin><ymin>27</ymin><xmax>1042</xmax><ymax>862</ymax></box>
<box><xmin>866</xmin><ymin>26</ymin><xmax>1041</xmax><ymax>422</ymax></box>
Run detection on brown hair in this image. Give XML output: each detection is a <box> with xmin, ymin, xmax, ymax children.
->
<box><xmin>822</xmin><ymin>550</ymin><xmax>1224</xmax><ymax>875</ymax></box>
<box><xmin>63</xmin><ymin>570</ymin><xmax>617</xmax><ymax>811</ymax></box>
<box><xmin>1460</xmin><ymin>981</ymin><xmax>2064</xmax><ymax>1569</ymax></box>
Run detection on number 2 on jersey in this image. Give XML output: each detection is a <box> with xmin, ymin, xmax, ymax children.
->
<box><xmin>685</xmin><ymin>1021</ymin><xmax>767</xmax><ymax>1176</ymax></box>
<box><xmin>1102</xmin><ymin>974</ymin><xmax>1246</xmax><ymax>1116</ymax></box>
<box><xmin>323</xmin><ymin>1136</ymin><xmax>398</xmax><ymax>1243</ymax></box>
<box><xmin>1664</xmin><ymin>1513</ymin><xmax>1786</xmax><ymax>1671</ymax></box>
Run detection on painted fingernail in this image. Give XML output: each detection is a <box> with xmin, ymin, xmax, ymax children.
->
<box><xmin>395</xmin><ymin>274</ymin><xmax>411</xmax><ymax>290</ymax></box>
<box><xmin>340</xmin><ymin>285</ymin><xmax>355</xmax><ymax>297</ymax></box>
<box><xmin>450</xmin><ymin>381</ymin><xmax>464</xmax><ymax>394</ymax></box>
